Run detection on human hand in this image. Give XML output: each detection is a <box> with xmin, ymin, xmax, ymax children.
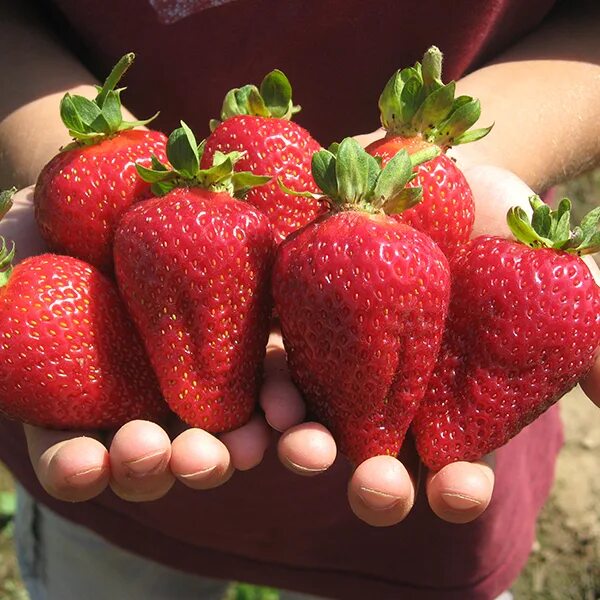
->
<box><xmin>268</xmin><ymin>158</ymin><xmax>600</xmax><ymax>527</ymax></box>
<box><xmin>265</xmin><ymin>332</ymin><xmax>494</xmax><ymax>528</ymax></box>
<box><xmin>1</xmin><ymin>187</ymin><xmax>274</xmax><ymax>502</ymax></box>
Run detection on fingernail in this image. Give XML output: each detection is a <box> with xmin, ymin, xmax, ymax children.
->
<box><xmin>65</xmin><ymin>465</ymin><xmax>108</xmax><ymax>485</ymax></box>
<box><xmin>264</xmin><ymin>414</ymin><xmax>283</xmax><ymax>433</ymax></box>
<box><xmin>358</xmin><ymin>486</ymin><xmax>403</xmax><ymax>511</ymax></box>
<box><xmin>177</xmin><ymin>465</ymin><xmax>217</xmax><ymax>480</ymax></box>
<box><xmin>122</xmin><ymin>450</ymin><xmax>167</xmax><ymax>479</ymax></box>
<box><xmin>284</xmin><ymin>458</ymin><xmax>328</xmax><ymax>475</ymax></box>
<box><xmin>441</xmin><ymin>492</ymin><xmax>482</xmax><ymax>510</ymax></box>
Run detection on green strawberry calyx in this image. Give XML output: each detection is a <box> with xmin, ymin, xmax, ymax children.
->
<box><xmin>0</xmin><ymin>188</ymin><xmax>16</xmax><ymax>287</ymax></box>
<box><xmin>137</xmin><ymin>121</ymin><xmax>270</xmax><ymax>197</ymax></box>
<box><xmin>60</xmin><ymin>53</ymin><xmax>158</xmax><ymax>148</ymax></box>
<box><xmin>0</xmin><ymin>187</ymin><xmax>16</xmax><ymax>222</ymax></box>
<box><xmin>209</xmin><ymin>69</ymin><xmax>301</xmax><ymax>131</ymax></box>
<box><xmin>279</xmin><ymin>137</ymin><xmax>440</xmax><ymax>215</ymax></box>
<box><xmin>378</xmin><ymin>46</ymin><xmax>492</xmax><ymax>150</ymax></box>
<box><xmin>0</xmin><ymin>236</ymin><xmax>15</xmax><ymax>288</ymax></box>
<box><xmin>507</xmin><ymin>195</ymin><xmax>600</xmax><ymax>256</ymax></box>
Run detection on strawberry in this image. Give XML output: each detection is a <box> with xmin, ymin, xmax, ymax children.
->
<box><xmin>114</xmin><ymin>123</ymin><xmax>274</xmax><ymax>432</ymax></box>
<box><xmin>0</xmin><ymin>217</ymin><xmax>167</xmax><ymax>430</ymax></box>
<box><xmin>366</xmin><ymin>47</ymin><xmax>492</xmax><ymax>257</ymax></box>
<box><xmin>413</xmin><ymin>197</ymin><xmax>600</xmax><ymax>471</ymax></box>
<box><xmin>202</xmin><ymin>70</ymin><xmax>326</xmax><ymax>244</ymax></box>
<box><xmin>272</xmin><ymin>138</ymin><xmax>450</xmax><ymax>465</ymax></box>
<box><xmin>34</xmin><ymin>53</ymin><xmax>167</xmax><ymax>272</ymax></box>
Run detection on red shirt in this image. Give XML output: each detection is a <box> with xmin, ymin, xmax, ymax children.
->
<box><xmin>2</xmin><ymin>1</ymin><xmax>564</xmax><ymax>598</ymax></box>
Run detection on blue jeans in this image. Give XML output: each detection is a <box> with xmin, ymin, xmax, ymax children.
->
<box><xmin>14</xmin><ymin>484</ymin><xmax>317</xmax><ymax>600</ymax></box>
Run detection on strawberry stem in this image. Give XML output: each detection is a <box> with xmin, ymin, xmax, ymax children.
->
<box><xmin>0</xmin><ymin>188</ymin><xmax>16</xmax><ymax>222</ymax></box>
<box><xmin>59</xmin><ymin>53</ymin><xmax>158</xmax><ymax>147</ymax></box>
<box><xmin>0</xmin><ymin>237</ymin><xmax>15</xmax><ymax>288</ymax></box>
<box><xmin>95</xmin><ymin>53</ymin><xmax>134</xmax><ymax>108</ymax></box>
<box><xmin>210</xmin><ymin>70</ymin><xmax>301</xmax><ymax>131</ymax></box>
<box><xmin>507</xmin><ymin>196</ymin><xmax>600</xmax><ymax>255</ymax></box>
<box><xmin>137</xmin><ymin>121</ymin><xmax>270</xmax><ymax>197</ymax></box>
<box><xmin>378</xmin><ymin>46</ymin><xmax>493</xmax><ymax>150</ymax></box>
<box><xmin>300</xmin><ymin>138</ymin><xmax>440</xmax><ymax>214</ymax></box>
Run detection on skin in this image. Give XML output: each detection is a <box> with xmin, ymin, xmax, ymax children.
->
<box><xmin>0</xmin><ymin>0</ymin><xmax>599</xmax><ymax>527</ymax></box>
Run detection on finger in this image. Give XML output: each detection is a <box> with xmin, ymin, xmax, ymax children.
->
<box><xmin>108</xmin><ymin>420</ymin><xmax>174</xmax><ymax>502</ymax></box>
<box><xmin>347</xmin><ymin>455</ymin><xmax>415</xmax><ymax>527</ymax></box>
<box><xmin>260</xmin><ymin>331</ymin><xmax>305</xmax><ymax>432</ymax></box>
<box><xmin>170</xmin><ymin>428</ymin><xmax>233</xmax><ymax>489</ymax></box>
<box><xmin>583</xmin><ymin>255</ymin><xmax>600</xmax><ymax>286</ymax></box>
<box><xmin>24</xmin><ymin>424</ymin><xmax>110</xmax><ymax>502</ymax></box>
<box><xmin>461</xmin><ymin>164</ymin><xmax>534</xmax><ymax>237</ymax></box>
<box><xmin>220</xmin><ymin>414</ymin><xmax>271</xmax><ymax>471</ymax></box>
<box><xmin>426</xmin><ymin>455</ymin><xmax>495</xmax><ymax>524</ymax></box>
<box><xmin>0</xmin><ymin>186</ymin><xmax>48</xmax><ymax>259</ymax></box>
<box><xmin>581</xmin><ymin>358</ymin><xmax>600</xmax><ymax>409</ymax></box>
<box><xmin>277</xmin><ymin>422</ymin><xmax>337</xmax><ymax>476</ymax></box>
<box><xmin>353</xmin><ymin>128</ymin><xmax>386</xmax><ymax>148</ymax></box>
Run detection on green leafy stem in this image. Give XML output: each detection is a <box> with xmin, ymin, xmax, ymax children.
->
<box><xmin>210</xmin><ymin>69</ymin><xmax>300</xmax><ymax>131</ymax></box>
<box><xmin>137</xmin><ymin>121</ymin><xmax>270</xmax><ymax>197</ymax></box>
<box><xmin>279</xmin><ymin>137</ymin><xmax>439</xmax><ymax>215</ymax></box>
<box><xmin>379</xmin><ymin>46</ymin><xmax>492</xmax><ymax>148</ymax></box>
<box><xmin>60</xmin><ymin>53</ymin><xmax>158</xmax><ymax>147</ymax></box>
<box><xmin>507</xmin><ymin>196</ymin><xmax>600</xmax><ymax>255</ymax></box>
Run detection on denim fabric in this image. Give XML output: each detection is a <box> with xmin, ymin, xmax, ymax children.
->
<box><xmin>14</xmin><ymin>484</ymin><xmax>317</xmax><ymax>600</ymax></box>
<box><xmin>14</xmin><ymin>484</ymin><xmax>514</xmax><ymax>600</ymax></box>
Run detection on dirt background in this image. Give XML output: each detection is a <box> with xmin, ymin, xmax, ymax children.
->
<box><xmin>512</xmin><ymin>387</ymin><xmax>600</xmax><ymax>599</ymax></box>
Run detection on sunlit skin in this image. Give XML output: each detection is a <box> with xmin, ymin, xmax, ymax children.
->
<box><xmin>4</xmin><ymin>166</ymin><xmax>599</xmax><ymax>526</ymax></box>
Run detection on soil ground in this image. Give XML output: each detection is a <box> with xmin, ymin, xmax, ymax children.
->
<box><xmin>512</xmin><ymin>387</ymin><xmax>600</xmax><ymax>600</ymax></box>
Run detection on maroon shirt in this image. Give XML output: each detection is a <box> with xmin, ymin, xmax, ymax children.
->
<box><xmin>2</xmin><ymin>1</ymin><xmax>564</xmax><ymax>598</ymax></box>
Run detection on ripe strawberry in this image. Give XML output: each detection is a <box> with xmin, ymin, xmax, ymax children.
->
<box><xmin>202</xmin><ymin>70</ymin><xmax>326</xmax><ymax>244</ymax></box>
<box><xmin>0</xmin><ymin>234</ymin><xmax>166</xmax><ymax>429</ymax></box>
<box><xmin>413</xmin><ymin>197</ymin><xmax>600</xmax><ymax>471</ymax></box>
<box><xmin>34</xmin><ymin>53</ymin><xmax>167</xmax><ymax>272</ymax></box>
<box><xmin>273</xmin><ymin>138</ymin><xmax>450</xmax><ymax>465</ymax></box>
<box><xmin>114</xmin><ymin>123</ymin><xmax>274</xmax><ymax>432</ymax></box>
<box><xmin>366</xmin><ymin>47</ymin><xmax>492</xmax><ymax>257</ymax></box>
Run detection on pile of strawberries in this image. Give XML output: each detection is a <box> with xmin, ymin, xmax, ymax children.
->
<box><xmin>0</xmin><ymin>49</ymin><xmax>599</xmax><ymax>472</ymax></box>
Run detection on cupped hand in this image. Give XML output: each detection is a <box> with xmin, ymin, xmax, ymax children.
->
<box><xmin>265</xmin><ymin>330</ymin><xmax>495</xmax><ymax>527</ymax></box>
<box><xmin>269</xmin><ymin>159</ymin><xmax>600</xmax><ymax>527</ymax></box>
<box><xmin>1</xmin><ymin>187</ymin><xmax>272</xmax><ymax>502</ymax></box>
<box><xmin>7</xmin><ymin>164</ymin><xmax>599</xmax><ymax>516</ymax></box>
<box><xmin>23</xmin><ymin>412</ymin><xmax>271</xmax><ymax>503</ymax></box>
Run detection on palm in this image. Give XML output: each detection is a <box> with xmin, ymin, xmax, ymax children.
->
<box><xmin>0</xmin><ymin>188</ymin><xmax>270</xmax><ymax>501</ymax></box>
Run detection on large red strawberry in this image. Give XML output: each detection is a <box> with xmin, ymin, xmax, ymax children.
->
<box><xmin>273</xmin><ymin>138</ymin><xmax>450</xmax><ymax>465</ymax></box>
<box><xmin>114</xmin><ymin>122</ymin><xmax>274</xmax><ymax>432</ymax></box>
<box><xmin>0</xmin><ymin>226</ymin><xmax>166</xmax><ymax>429</ymax></box>
<box><xmin>202</xmin><ymin>70</ymin><xmax>326</xmax><ymax>244</ymax></box>
<box><xmin>413</xmin><ymin>197</ymin><xmax>600</xmax><ymax>471</ymax></box>
<box><xmin>366</xmin><ymin>47</ymin><xmax>492</xmax><ymax>257</ymax></box>
<box><xmin>34</xmin><ymin>53</ymin><xmax>167</xmax><ymax>272</ymax></box>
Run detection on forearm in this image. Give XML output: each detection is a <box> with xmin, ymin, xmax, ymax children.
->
<box><xmin>0</xmin><ymin>2</ymin><xmax>98</xmax><ymax>188</ymax></box>
<box><xmin>455</xmin><ymin>4</ymin><xmax>600</xmax><ymax>191</ymax></box>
